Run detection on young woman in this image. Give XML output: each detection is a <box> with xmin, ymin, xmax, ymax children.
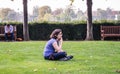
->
<box><xmin>43</xmin><ymin>29</ymin><xmax>73</xmax><ymax>61</ymax></box>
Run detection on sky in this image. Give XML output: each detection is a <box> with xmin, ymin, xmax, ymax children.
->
<box><xmin>0</xmin><ymin>0</ymin><xmax>120</xmax><ymax>14</ymax></box>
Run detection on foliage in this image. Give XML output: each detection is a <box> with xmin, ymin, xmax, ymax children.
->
<box><xmin>16</xmin><ymin>21</ymin><xmax>120</xmax><ymax>40</ymax></box>
<box><xmin>0</xmin><ymin>41</ymin><xmax>120</xmax><ymax>74</ymax></box>
<box><xmin>1</xmin><ymin>21</ymin><xmax>120</xmax><ymax>40</ymax></box>
<box><xmin>38</xmin><ymin>6</ymin><xmax>52</xmax><ymax>21</ymax></box>
<box><xmin>0</xmin><ymin>8</ymin><xmax>14</xmax><ymax>22</ymax></box>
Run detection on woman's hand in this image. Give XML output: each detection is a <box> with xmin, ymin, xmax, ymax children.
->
<box><xmin>53</xmin><ymin>41</ymin><xmax>63</xmax><ymax>52</ymax></box>
<box><xmin>59</xmin><ymin>37</ymin><xmax>63</xmax><ymax>43</ymax></box>
<box><xmin>57</xmin><ymin>49</ymin><xmax>64</xmax><ymax>52</ymax></box>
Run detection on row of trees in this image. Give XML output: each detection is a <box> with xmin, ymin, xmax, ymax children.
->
<box><xmin>0</xmin><ymin>8</ymin><xmax>22</xmax><ymax>22</ymax></box>
<box><xmin>32</xmin><ymin>5</ymin><xmax>83</xmax><ymax>22</ymax></box>
<box><xmin>1</xmin><ymin>6</ymin><xmax>120</xmax><ymax>22</ymax></box>
<box><xmin>0</xmin><ymin>6</ymin><xmax>83</xmax><ymax>22</ymax></box>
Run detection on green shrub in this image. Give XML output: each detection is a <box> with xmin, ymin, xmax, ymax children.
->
<box><xmin>1</xmin><ymin>21</ymin><xmax>120</xmax><ymax>40</ymax></box>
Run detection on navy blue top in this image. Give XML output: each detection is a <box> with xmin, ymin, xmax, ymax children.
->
<box><xmin>43</xmin><ymin>38</ymin><xmax>57</xmax><ymax>57</ymax></box>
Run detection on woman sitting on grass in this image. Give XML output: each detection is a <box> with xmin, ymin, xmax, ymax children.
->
<box><xmin>43</xmin><ymin>29</ymin><xmax>73</xmax><ymax>61</ymax></box>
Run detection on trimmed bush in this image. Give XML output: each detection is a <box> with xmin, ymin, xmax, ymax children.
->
<box><xmin>1</xmin><ymin>21</ymin><xmax>120</xmax><ymax>40</ymax></box>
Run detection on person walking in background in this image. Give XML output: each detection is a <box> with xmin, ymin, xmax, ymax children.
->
<box><xmin>43</xmin><ymin>29</ymin><xmax>73</xmax><ymax>61</ymax></box>
<box><xmin>4</xmin><ymin>24</ymin><xmax>14</xmax><ymax>41</ymax></box>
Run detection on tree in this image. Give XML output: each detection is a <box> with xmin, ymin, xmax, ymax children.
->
<box><xmin>0</xmin><ymin>8</ymin><xmax>13</xmax><ymax>22</ymax></box>
<box><xmin>11</xmin><ymin>0</ymin><xmax>29</xmax><ymax>41</ymax></box>
<box><xmin>33</xmin><ymin>6</ymin><xmax>39</xmax><ymax>17</ymax></box>
<box><xmin>32</xmin><ymin>6</ymin><xmax>39</xmax><ymax>21</ymax></box>
<box><xmin>76</xmin><ymin>9</ymin><xmax>86</xmax><ymax>20</ymax></box>
<box><xmin>85</xmin><ymin>0</ymin><xmax>93</xmax><ymax>40</ymax></box>
<box><xmin>38</xmin><ymin>6</ymin><xmax>52</xmax><ymax>21</ymax></box>
<box><xmin>43</xmin><ymin>13</ymin><xmax>52</xmax><ymax>21</ymax></box>
<box><xmin>7</xmin><ymin>10</ymin><xmax>17</xmax><ymax>21</ymax></box>
<box><xmin>70</xmin><ymin>0</ymin><xmax>93</xmax><ymax>40</ymax></box>
<box><xmin>23</xmin><ymin>0</ymin><xmax>29</xmax><ymax>41</ymax></box>
<box><xmin>52</xmin><ymin>8</ymin><xmax>63</xmax><ymax>16</ymax></box>
<box><xmin>52</xmin><ymin>8</ymin><xmax>64</xmax><ymax>22</ymax></box>
<box><xmin>97</xmin><ymin>8</ymin><xmax>107</xmax><ymax>20</ymax></box>
<box><xmin>64</xmin><ymin>5</ymin><xmax>76</xmax><ymax>22</ymax></box>
<box><xmin>64</xmin><ymin>6</ymin><xmax>72</xmax><ymax>22</ymax></box>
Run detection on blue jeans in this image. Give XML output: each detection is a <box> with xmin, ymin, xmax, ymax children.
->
<box><xmin>5</xmin><ymin>33</ymin><xmax>14</xmax><ymax>40</ymax></box>
<box><xmin>44</xmin><ymin>52</ymin><xmax>67</xmax><ymax>60</ymax></box>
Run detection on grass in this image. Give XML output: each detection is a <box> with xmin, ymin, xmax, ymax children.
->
<box><xmin>0</xmin><ymin>41</ymin><xmax>120</xmax><ymax>74</ymax></box>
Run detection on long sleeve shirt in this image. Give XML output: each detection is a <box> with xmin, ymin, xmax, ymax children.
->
<box><xmin>4</xmin><ymin>25</ymin><xmax>13</xmax><ymax>33</ymax></box>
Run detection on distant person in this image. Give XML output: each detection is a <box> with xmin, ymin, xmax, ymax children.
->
<box><xmin>43</xmin><ymin>29</ymin><xmax>73</xmax><ymax>61</ymax></box>
<box><xmin>4</xmin><ymin>24</ymin><xmax>14</xmax><ymax>41</ymax></box>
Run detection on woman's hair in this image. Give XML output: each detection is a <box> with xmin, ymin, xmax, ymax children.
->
<box><xmin>50</xmin><ymin>29</ymin><xmax>62</xmax><ymax>39</ymax></box>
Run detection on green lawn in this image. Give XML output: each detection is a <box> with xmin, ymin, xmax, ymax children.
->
<box><xmin>0</xmin><ymin>41</ymin><xmax>120</xmax><ymax>74</ymax></box>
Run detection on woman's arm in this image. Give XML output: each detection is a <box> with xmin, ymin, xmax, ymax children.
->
<box><xmin>58</xmin><ymin>37</ymin><xmax>63</xmax><ymax>49</ymax></box>
<box><xmin>52</xmin><ymin>39</ymin><xmax>63</xmax><ymax>52</ymax></box>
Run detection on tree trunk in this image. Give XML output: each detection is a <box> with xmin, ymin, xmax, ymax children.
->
<box><xmin>85</xmin><ymin>0</ymin><xmax>94</xmax><ymax>40</ymax></box>
<box><xmin>23</xmin><ymin>0</ymin><xmax>29</xmax><ymax>41</ymax></box>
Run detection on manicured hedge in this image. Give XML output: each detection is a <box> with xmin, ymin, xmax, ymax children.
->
<box><xmin>28</xmin><ymin>23</ymin><xmax>87</xmax><ymax>40</ymax></box>
<box><xmin>1</xmin><ymin>22</ymin><xmax>120</xmax><ymax>40</ymax></box>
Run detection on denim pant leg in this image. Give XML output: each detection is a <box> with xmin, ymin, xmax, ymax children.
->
<box><xmin>5</xmin><ymin>33</ymin><xmax>8</xmax><ymax>40</ymax></box>
<box><xmin>10</xmin><ymin>33</ymin><xmax>14</xmax><ymax>40</ymax></box>
<box><xmin>52</xmin><ymin>52</ymin><xmax>67</xmax><ymax>60</ymax></box>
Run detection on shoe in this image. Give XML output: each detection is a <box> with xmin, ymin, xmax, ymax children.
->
<box><xmin>59</xmin><ymin>57</ymin><xmax>69</xmax><ymax>61</ymax></box>
<box><xmin>66</xmin><ymin>55</ymin><xmax>73</xmax><ymax>60</ymax></box>
<box><xmin>59</xmin><ymin>55</ymin><xmax>73</xmax><ymax>61</ymax></box>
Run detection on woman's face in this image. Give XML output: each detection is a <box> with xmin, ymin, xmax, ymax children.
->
<box><xmin>57</xmin><ymin>32</ymin><xmax>62</xmax><ymax>40</ymax></box>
